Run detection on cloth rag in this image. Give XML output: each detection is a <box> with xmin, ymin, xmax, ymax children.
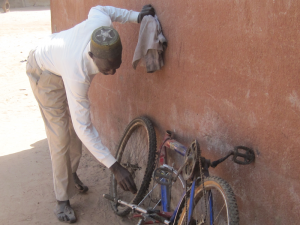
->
<box><xmin>132</xmin><ymin>15</ymin><xmax>167</xmax><ymax>73</ymax></box>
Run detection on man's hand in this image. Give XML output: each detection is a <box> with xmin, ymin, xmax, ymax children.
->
<box><xmin>138</xmin><ymin>4</ymin><xmax>155</xmax><ymax>23</ymax></box>
<box><xmin>109</xmin><ymin>161</ymin><xmax>137</xmax><ymax>194</ymax></box>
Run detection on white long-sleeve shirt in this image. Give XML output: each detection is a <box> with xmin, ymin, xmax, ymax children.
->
<box><xmin>34</xmin><ymin>6</ymin><xmax>139</xmax><ymax>168</ymax></box>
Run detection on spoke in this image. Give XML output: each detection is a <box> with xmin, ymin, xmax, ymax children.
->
<box><xmin>213</xmin><ymin>203</ymin><xmax>226</xmax><ymax>223</ymax></box>
<box><xmin>153</xmin><ymin>199</ymin><xmax>161</xmax><ymax>209</ymax></box>
<box><xmin>205</xmin><ymin>191</ymin><xmax>212</xmax><ymax>217</ymax></box>
<box><xmin>142</xmin><ymin>170</ymin><xmax>173</xmax><ymax>208</ymax></box>
<box><xmin>192</xmin><ymin>190</ymin><xmax>211</xmax><ymax>224</ymax></box>
<box><xmin>137</xmin><ymin>182</ymin><xmax>159</xmax><ymax>206</ymax></box>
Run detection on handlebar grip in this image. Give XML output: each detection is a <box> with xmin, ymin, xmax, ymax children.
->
<box><xmin>103</xmin><ymin>194</ymin><xmax>115</xmax><ymax>202</ymax></box>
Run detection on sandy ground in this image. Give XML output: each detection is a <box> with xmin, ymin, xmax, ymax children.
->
<box><xmin>0</xmin><ymin>7</ymin><xmax>135</xmax><ymax>225</ymax></box>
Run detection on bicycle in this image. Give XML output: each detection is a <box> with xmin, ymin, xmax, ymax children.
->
<box><xmin>105</xmin><ymin>116</ymin><xmax>255</xmax><ymax>225</ymax></box>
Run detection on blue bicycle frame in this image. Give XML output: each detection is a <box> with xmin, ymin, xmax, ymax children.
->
<box><xmin>158</xmin><ymin>131</ymin><xmax>214</xmax><ymax>225</ymax></box>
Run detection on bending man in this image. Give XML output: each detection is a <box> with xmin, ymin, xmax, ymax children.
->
<box><xmin>26</xmin><ymin>4</ymin><xmax>155</xmax><ymax>223</ymax></box>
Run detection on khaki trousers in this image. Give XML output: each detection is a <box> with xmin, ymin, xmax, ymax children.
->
<box><xmin>26</xmin><ymin>49</ymin><xmax>82</xmax><ymax>201</ymax></box>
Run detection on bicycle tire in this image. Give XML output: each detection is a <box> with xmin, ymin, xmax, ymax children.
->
<box><xmin>110</xmin><ymin>116</ymin><xmax>157</xmax><ymax>217</ymax></box>
<box><xmin>174</xmin><ymin>176</ymin><xmax>239</xmax><ymax>225</ymax></box>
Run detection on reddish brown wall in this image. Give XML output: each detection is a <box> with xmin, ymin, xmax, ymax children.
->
<box><xmin>51</xmin><ymin>0</ymin><xmax>300</xmax><ymax>224</ymax></box>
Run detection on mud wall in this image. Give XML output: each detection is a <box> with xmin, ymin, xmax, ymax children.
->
<box><xmin>51</xmin><ymin>0</ymin><xmax>300</xmax><ymax>224</ymax></box>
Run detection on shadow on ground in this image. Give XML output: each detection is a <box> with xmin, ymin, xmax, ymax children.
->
<box><xmin>0</xmin><ymin>138</ymin><xmax>135</xmax><ymax>225</ymax></box>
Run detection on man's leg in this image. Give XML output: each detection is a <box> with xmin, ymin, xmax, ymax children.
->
<box><xmin>68</xmin><ymin>116</ymin><xmax>88</xmax><ymax>193</ymax></box>
<box><xmin>30</xmin><ymin>71</ymin><xmax>77</xmax><ymax>201</ymax></box>
<box><xmin>26</xmin><ymin>51</ymin><xmax>77</xmax><ymax>223</ymax></box>
<box><xmin>69</xmin><ymin>116</ymin><xmax>82</xmax><ymax>173</ymax></box>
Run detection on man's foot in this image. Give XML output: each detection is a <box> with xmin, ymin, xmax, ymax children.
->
<box><xmin>54</xmin><ymin>200</ymin><xmax>77</xmax><ymax>223</ymax></box>
<box><xmin>73</xmin><ymin>172</ymin><xmax>89</xmax><ymax>193</ymax></box>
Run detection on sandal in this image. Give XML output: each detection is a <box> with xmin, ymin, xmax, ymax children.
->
<box><xmin>73</xmin><ymin>173</ymin><xmax>89</xmax><ymax>193</ymax></box>
<box><xmin>75</xmin><ymin>183</ymin><xmax>89</xmax><ymax>193</ymax></box>
<box><xmin>54</xmin><ymin>200</ymin><xmax>77</xmax><ymax>224</ymax></box>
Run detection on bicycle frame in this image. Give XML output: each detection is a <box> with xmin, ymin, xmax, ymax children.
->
<box><xmin>122</xmin><ymin>130</ymin><xmax>211</xmax><ymax>224</ymax></box>
<box><xmin>104</xmin><ymin>127</ymin><xmax>254</xmax><ymax>224</ymax></box>
<box><xmin>158</xmin><ymin>131</ymin><xmax>186</xmax><ymax>212</ymax></box>
<box><xmin>156</xmin><ymin>131</ymin><xmax>213</xmax><ymax>225</ymax></box>
<box><xmin>126</xmin><ymin>131</ymin><xmax>191</xmax><ymax>224</ymax></box>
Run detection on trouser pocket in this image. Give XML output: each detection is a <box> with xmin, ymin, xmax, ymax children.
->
<box><xmin>26</xmin><ymin>49</ymin><xmax>42</xmax><ymax>84</ymax></box>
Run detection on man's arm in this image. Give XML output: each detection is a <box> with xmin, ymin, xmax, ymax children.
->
<box><xmin>63</xmin><ymin>76</ymin><xmax>137</xmax><ymax>193</ymax></box>
<box><xmin>61</xmin><ymin>5</ymin><xmax>156</xmax><ymax>194</ymax></box>
<box><xmin>63</xmin><ymin>77</ymin><xmax>116</xmax><ymax>167</ymax></box>
<box><xmin>88</xmin><ymin>5</ymin><xmax>139</xmax><ymax>24</ymax></box>
<box><xmin>88</xmin><ymin>5</ymin><xmax>155</xmax><ymax>24</ymax></box>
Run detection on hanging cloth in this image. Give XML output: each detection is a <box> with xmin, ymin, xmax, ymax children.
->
<box><xmin>132</xmin><ymin>15</ymin><xmax>167</xmax><ymax>73</ymax></box>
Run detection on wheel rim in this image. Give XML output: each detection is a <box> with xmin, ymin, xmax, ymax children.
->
<box><xmin>112</xmin><ymin>122</ymin><xmax>150</xmax><ymax>212</ymax></box>
<box><xmin>178</xmin><ymin>182</ymin><xmax>230</xmax><ymax>225</ymax></box>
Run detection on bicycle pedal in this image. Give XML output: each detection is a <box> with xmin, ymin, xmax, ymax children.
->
<box><xmin>233</xmin><ymin>146</ymin><xmax>255</xmax><ymax>165</ymax></box>
<box><xmin>153</xmin><ymin>167</ymin><xmax>173</xmax><ymax>186</ymax></box>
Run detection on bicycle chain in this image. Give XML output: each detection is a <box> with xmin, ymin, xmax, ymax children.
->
<box><xmin>185</xmin><ymin>141</ymin><xmax>206</xmax><ymax>225</ymax></box>
<box><xmin>198</xmin><ymin>142</ymin><xmax>207</xmax><ymax>224</ymax></box>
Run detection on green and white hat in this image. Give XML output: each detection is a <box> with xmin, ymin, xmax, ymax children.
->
<box><xmin>90</xmin><ymin>26</ymin><xmax>122</xmax><ymax>59</ymax></box>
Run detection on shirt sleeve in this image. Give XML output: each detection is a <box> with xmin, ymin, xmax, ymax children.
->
<box><xmin>63</xmin><ymin>73</ymin><xmax>116</xmax><ymax>168</ymax></box>
<box><xmin>88</xmin><ymin>5</ymin><xmax>139</xmax><ymax>24</ymax></box>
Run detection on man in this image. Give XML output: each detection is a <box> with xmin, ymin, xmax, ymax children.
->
<box><xmin>26</xmin><ymin>4</ymin><xmax>155</xmax><ymax>223</ymax></box>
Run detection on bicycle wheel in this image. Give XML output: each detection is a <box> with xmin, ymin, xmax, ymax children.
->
<box><xmin>110</xmin><ymin>116</ymin><xmax>157</xmax><ymax>217</ymax></box>
<box><xmin>175</xmin><ymin>176</ymin><xmax>239</xmax><ymax>225</ymax></box>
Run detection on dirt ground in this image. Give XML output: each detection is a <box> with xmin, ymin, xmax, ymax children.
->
<box><xmin>0</xmin><ymin>7</ymin><xmax>135</xmax><ymax>225</ymax></box>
